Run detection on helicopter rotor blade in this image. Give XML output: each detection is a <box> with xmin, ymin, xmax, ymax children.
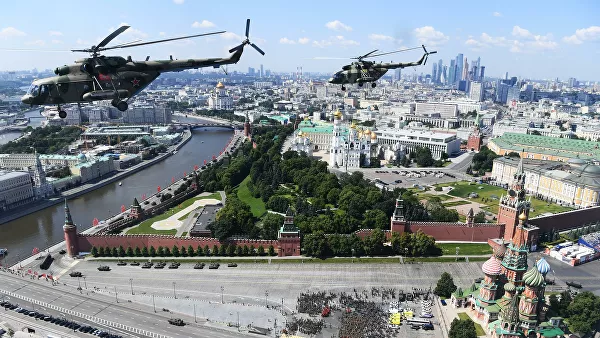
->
<box><xmin>96</xmin><ymin>25</ymin><xmax>130</xmax><ymax>50</ymax></box>
<box><xmin>245</xmin><ymin>19</ymin><xmax>250</xmax><ymax>38</ymax></box>
<box><xmin>308</xmin><ymin>57</ymin><xmax>350</xmax><ymax>60</ymax></box>
<box><xmin>352</xmin><ymin>49</ymin><xmax>378</xmax><ymax>60</ymax></box>
<box><xmin>250</xmin><ymin>43</ymin><xmax>265</xmax><ymax>55</ymax></box>
<box><xmin>0</xmin><ymin>48</ymin><xmax>71</xmax><ymax>53</ymax></box>
<box><xmin>99</xmin><ymin>31</ymin><xmax>226</xmax><ymax>51</ymax></box>
<box><xmin>109</xmin><ymin>39</ymin><xmax>143</xmax><ymax>49</ymax></box>
<box><xmin>366</xmin><ymin>46</ymin><xmax>423</xmax><ymax>59</ymax></box>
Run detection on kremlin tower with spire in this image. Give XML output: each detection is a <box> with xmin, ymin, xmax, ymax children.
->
<box><xmin>63</xmin><ymin>200</ymin><xmax>78</xmax><ymax>257</ymax></box>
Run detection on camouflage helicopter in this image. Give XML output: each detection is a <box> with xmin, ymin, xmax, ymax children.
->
<box><xmin>20</xmin><ymin>19</ymin><xmax>264</xmax><ymax>118</ymax></box>
<box><xmin>325</xmin><ymin>45</ymin><xmax>436</xmax><ymax>90</ymax></box>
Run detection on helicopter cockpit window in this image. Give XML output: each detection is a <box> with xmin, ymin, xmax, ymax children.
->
<box><xmin>27</xmin><ymin>85</ymin><xmax>39</xmax><ymax>96</ymax></box>
<box><xmin>40</xmin><ymin>85</ymin><xmax>49</xmax><ymax>96</ymax></box>
<box><xmin>334</xmin><ymin>72</ymin><xmax>344</xmax><ymax>79</ymax></box>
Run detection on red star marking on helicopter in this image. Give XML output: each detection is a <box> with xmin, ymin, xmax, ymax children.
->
<box><xmin>131</xmin><ymin>78</ymin><xmax>141</xmax><ymax>87</ymax></box>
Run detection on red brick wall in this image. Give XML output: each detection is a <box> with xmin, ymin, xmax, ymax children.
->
<box><xmin>467</xmin><ymin>134</ymin><xmax>482</xmax><ymax>152</ymax></box>
<box><xmin>77</xmin><ymin>234</ymin><xmax>287</xmax><ymax>254</ymax></box>
<box><xmin>406</xmin><ymin>222</ymin><xmax>505</xmax><ymax>242</ymax></box>
<box><xmin>497</xmin><ymin>205</ymin><xmax>518</xmax><ymax>242</ymax></box>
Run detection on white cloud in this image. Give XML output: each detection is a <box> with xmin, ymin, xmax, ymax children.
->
<box><xmin>279</xmin><ymin>37</ymin><xmax>296</xmax><ymax>45</ymax></box>
<box><xmin>493</xmin><ymin>12</ymin><xmax>502</xmax><ymax>17</ymax></box>
<box><xmin>512</xmin><ymin>26</ymin><xmax>533</xmax><ymax>39</ymax></box>
<box><xmin>159</xmin><ymin>32</ymin><xmax>166</xmax><ymax>37</ymax></box>
<box><xmin>325</xmin><ymin>20</ymin><xmax>352</xmax><ymax>32</ymax></box>
<box><xmin>51</xmin><ymin>39</ymin><xmax>63</xmax><ymax>44</ymax></box>
<box><xmin>465</xmin><ymin>28</ymin><xmax>557</xmax><ymax>53</ymax></box>
<box><xmin>298</xmin><ymin>37</ymin><xmax>310</xmax><ymax>44</ymax></box>
<box><xmin>368</xmin><ymin>34</ymin><xmax>394</xmax><ymax>42</ymax></box>
<box><xmin>413</xmin><ymin>26</ymin><xmax>449</xmax><ymax>46</ymax></box>
<box><xmin>49</xmin><ymin>31</ymin><xmax>62</xmax><ymax>36</ymax></box>
<box><xmin>191</xmin><ymin>20</ymin><xmax>216</xmax><ymax>29</ymax></box>
<box><xmin>173</xmin><ymin>0</ymin><xmax>184</xmax><ymax>4</ymax></box>
<box><xmin>562</xmin><ymin>26</ymin><xmax>600</xmax><ymax>44</ymax></box>
<box><xmin>0</xmin><ymin>27</ymin><xmax>26</xmax><ymax>39</ymax></box>
<box><xmin>221</xmin><ymin>32</ymin><xmax>241</xmax><ymax>40</ymax></box>
<box><xmin>312</xmin><ymin>36</ymin><xmax>358</xmax><ymax>48</ymax></box>
<box><xmin>25</xmin><ymin>40</ymin><xmax>45</xmax><ymax>46</ymax></box>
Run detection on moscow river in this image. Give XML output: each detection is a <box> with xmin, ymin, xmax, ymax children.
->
<box><xmin>0</xmin><ymin>113</ymin><xmax>233</xmax><ymax>261</ymax></box>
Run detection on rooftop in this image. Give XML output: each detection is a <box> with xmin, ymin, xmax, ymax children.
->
<box><xmin>0</xmin><ymin>170</ymin><xmax>30</xmax><ymax>179</ymax></box>
<box><xmin>490</xmin><ymin>132</ymin><xmax>600</xmax><ymax>159</ymax></box>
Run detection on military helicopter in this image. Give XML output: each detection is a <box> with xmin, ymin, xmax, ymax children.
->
<box><xmin>325</xmin><ymin>45</ymin><xmax>436</xmax><ymax>90</ymax></box>
<box><xmin>20</xmin><ymin>19</ymin><xmax>264</xmax><ymax>118</ymax></box>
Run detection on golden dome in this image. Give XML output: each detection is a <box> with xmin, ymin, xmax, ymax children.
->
<box><xmin>334</xmin><ymin>110</ymin><xmax>342</xmax><ymax>118</ymax></box>
<box><xmin>304</xmin><ymin>117</ymin><xmax>310</xmax><ymax>121</ymax></box>
<box><xmin>519</xmin><ymin>211</ymin><xmax>528</xmax><ymax>222</ymax></box>
<box><xmin>364</xmin><ymin>128</ymin><xmax>372</xmax><ymax>135</ymax></box>
<box><xmin>371</xmin><ymin>132</ymin><xmax>377</xmax><ymax>140</ymax></box>
<box><xmin>358</xmin><ymin>131</ymin><xmax>364</xmax><ymax>138</ymax></box>
<box><xmin>350</xmin><ymin>121</ymin><xmax>357</xmax><ymax>129</ymax></box>
<box><xmin>216</xmin><ymin>82</ymin><xmax>225</xmax><ymax>89</ymax></box>
<box><xmin>297</xmin><ymin>131</ymin><xmax>303</xmax><ymax>137</ymax></box>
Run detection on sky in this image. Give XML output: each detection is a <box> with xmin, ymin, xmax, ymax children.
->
<box><xmin>0</xmin><ymin>0</ymin><xmax>599</xmax><ymax>81</ymax></box>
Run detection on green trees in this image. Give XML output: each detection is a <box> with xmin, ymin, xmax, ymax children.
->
<box><xmin>211</xmin><ymin>196</ymin><xmax>255</xmax><ymax>241</ymax></box>
<box><xmin>414</xmin><ymin>147</ymin><xmax>434</xmax><ymax>167</ymax></box>
<box><xmin>448</xmin><ymin>318</ymin><xmax>477</xmax><ymax>338</ymax></box>
<box><xmin>142</xmin><ymin>247</ymin><xmax>149</xmax><ymax>256</ymax></box>
<box><xmin>261</xmin><ymin>214</ymin><xmax>284</xmax><ymax>240</ymax></box>
<box><xmin>268</xmin><ymin>245</ymin><xmax>276</xmax><ymax>256</ymax></box>
<box><xmin>91</xmin><ymin>247</ymin><xmax>98</xmax><ymax>257</ymax></box>
<box><xmin>361</xmin><ymin>209</ymin><xmax>389</xmax><ymax>230</ymax></box>
<box><xmin>257</xmin><ymin>246</ymin><xmax>266</xmax><ymax>256</ymax></box>
<box><xmin>565</xmin><ymin>292</ymin><xmax>600</xmax><ymax>334</ymax></box>
<box><xmin>126</xmin><ymin>247</ymin><xmax>133</xmax><ymax>257</ymax></box>
<box><xmin>434</xmin><ymin>272</ymin><xmax>457</xmax><ymax>298</ymax></box>
<box><xmin>0</xmin><ymin>125</ymin><xmax>82</xmax><ymax>154</ymax></box>
<box><xmin>135</xmin><ymin>247</ymin><xmax>142</xmax><ymax>257</ymax></box>
<box><xmin>471</xmin><ymin>146</ymin><xmax>499</xmax><ymax>175</ymax></box>
<box><xmin>390</xmin><ymin>231</ymin><xmax>437</xmax><ymax>257</ymax></box>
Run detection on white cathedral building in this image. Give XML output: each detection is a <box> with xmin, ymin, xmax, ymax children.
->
<box><xmin>207</xmin><ymin>82</ymin><xmax>233</xmax><ymax>111</ymax></box>
<box><xmin>329</xmin><ymin>110</ymin><xmax>378</xmax><ymax>169</ymax></box>
<box><xmin>28</xmin><ymin>151</ymin><xmax>54</xmax><ymax>199</ymax></box>
<box><xmin>290</xmin><ymin>130</ymin><xmax>314</xmax><ymax>156</ymax></box>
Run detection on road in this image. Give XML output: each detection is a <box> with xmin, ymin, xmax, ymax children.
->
<box><xmin>0</xmin><ymin>271</ymin><xmax>251</xmax><ymax>338</ymax></box>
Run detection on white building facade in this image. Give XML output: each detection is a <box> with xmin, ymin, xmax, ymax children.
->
<box><xmin>375</xmin><ymin>128</ymin><xmax>461</xmax><ymax>159</ymax></box>
<box><xmin>207</xmin><ymin>82</ymin><xmax>233</xmax><ymax>110</ymax></box>
<box><xmin>0</xmin><ymin>171</ymin><xmax>35</xmax><ymax>211</ymax></box>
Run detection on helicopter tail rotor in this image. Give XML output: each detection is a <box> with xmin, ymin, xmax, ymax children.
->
<box><xmin>421</xmin><ymin>45</ymin><xmax>437</xmax><ymax>66</ymax></box>
<box><xmin>228</xmin><ymin>19</ymin><xmax>265</xmax><ymax>55</ymax></box>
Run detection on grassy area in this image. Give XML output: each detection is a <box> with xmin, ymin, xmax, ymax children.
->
<box><xmin>92</xmin><ymin>256</ymin><xmax>488</xmax><ymax>264</ymax></box>
<box><xmin>457</xmin><ymin>312</ymin><xmax>486</xmax><ymax>336</ymax></box>
<box><xmin>176</xmin><ymin>192</ymin><xmax>222</xmax><ymax>221</ymax></box>
<box><xmin>414</xmin><ymin>193</ymin><xmax>453</xmax><ymax>202</ymax></box>
<box><xmin>181</xmin><ymin>232</ymin><xmax>188</xmax><ymax>237</ymax></box>
<box><xmin>441</xmin><ymin>181</ymin><xmax>573</xmax><ymax>218</ymax></box>
<box><xmin>236</xmin><ymin>176</ymin><xmax>267</xmax><ymax>217</ymax></box>
<box><xmin>436</xmin><ymin>243</ymin><xmax>492</xmax><ymax>255</ymax></box>
<box><xmin>126</xmin><ymin>192</ymin><xmax>221</xmax><ymax>235</ymax></box>
<box><xmin>443</xmin><ymin>200</ymin><xmax>472</xmax><ymax>207</ymax></box>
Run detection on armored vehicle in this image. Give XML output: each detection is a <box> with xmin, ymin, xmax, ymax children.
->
<box><xmin>69</xmin><ymin>271</ymin><xmax>82</xmax><ymax>277</ymax></box>
<box><xmin>97</xmin><ymin>266</ymin><xmax>111</xmax><ymax>271</ymax></box>
<box><xmin>208</xmin><ymin>263</ymin><xmax>220</xmax><ymax>269</ymax></box>
<box><xmin>193</xmin><ymin>263</ymin><xmax>205</xmax><ymax>269</ymax></box>
<box><xmin>168</xmin><ymin>318</ymin><xmax>185</xmax><ymax>326</ymax></box>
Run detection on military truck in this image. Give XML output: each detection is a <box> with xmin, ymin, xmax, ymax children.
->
<box><xmin>97</xmin><ymin>266</ymin><xmax>111</xmax><ymax>271</ymax></box>
<box><xmin>193</xmin><ymin>263</ymin><xmax>205</xmax><ymax>269</ymax></box>
<box><xmin>168</xmin><ymin>318</ymin><xmax>185</xmax><ymax>326</ymax></box>
<box><xmin>227</xmin><ymin>263</ymin><xmax>238</xmax><ymax>267</ymax></box>
<box><xmin>69</xmin><ymin>271</ymin><xmax>82</xmax><ymax>277</ymax></box>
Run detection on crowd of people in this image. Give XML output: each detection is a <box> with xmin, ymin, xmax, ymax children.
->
<box><xmin>285</xmin><ymin>317</ymin><xmax>325</xmax><ymax>336</ymax></box>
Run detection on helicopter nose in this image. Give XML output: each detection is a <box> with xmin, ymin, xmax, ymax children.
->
<box><xmin>21</xmin><ymin>95</ymin><xmax>32</xmax><ymax>104</ymax></box>
<box><xmin>328</xmin><ymin>77</ymin><xmax>334</xmax><ymax>83</ymax></box>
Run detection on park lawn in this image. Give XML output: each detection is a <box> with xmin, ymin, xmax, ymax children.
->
<box><xmin>237</xmin><ymin>176</ymin><xmax>267</xmax><ymax>217</ymax></box>
<box><xmin>529</xmin><ymin>198</ymin><xmax>572</xmax><ymax>218</ymax></box>
<box><xmin>443</xmin><ymin>200</ymin><xmax>472</xmax><ymax>207</ymax></box>
<box><xmin>457</xmin><ymin>312</ymin><xmax>486</xmax><ymax>336</ymax></box>
<box><xmin>415</xmin><ymin>193</ymin><xmax>453</xmax><ymax>202</ymax></box>
<box><xmin>181</xmin><ymin>232</ymin><xmax>188</xmax><ymax>237</ymax></box>
<box><xmin>436</xmin><ymin>243</ymin><xmax>492</xmax><ymax>256</ymax></box>
<box><xmin>127</xmin><ymin>192</ymin><xmax>221</xmax><ymax>235</ymax></box>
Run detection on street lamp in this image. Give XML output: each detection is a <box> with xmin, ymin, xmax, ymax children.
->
<box><xmin>265</xmin><ymin>290</ymin><xmax>269</xmax><ymax>307</ymax></box>
<box><xmin>152</xmin><ymin>294</ymin><xmax>156</xmax><ymax>313</ymax></box>
<box><xmin>220</xmin><ymin>286</ymin><xmax>224</xmax><ymax>304</ymax></box>
<box><xmin>2</xmin><ymin>295</ymin><xmax>9</xmax><ymax>311</ymax></box>
<box><xmin>129</xmin><ymin>278</ymin><xmax>134</xmax><ymax>295</ymax></box>
<box><xmin>172</xmin><ymin>282</ymin><xmax>176</xmax><ymax>299</ymax></box>
<box><xmin>82</xmin><ymin>276</ymin><xmax>87</xmax><ymax>289</ymax></box>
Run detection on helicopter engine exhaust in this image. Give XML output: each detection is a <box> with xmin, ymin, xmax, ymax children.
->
<box><xmin>82</xmin><ymin>89</ymin><xmax>129</xmax><ymax>101</ymax></box>
<box><xmin>54</xmin><ymin>66</ymin><xmax>70</xmax><ymax>76</ymax></box>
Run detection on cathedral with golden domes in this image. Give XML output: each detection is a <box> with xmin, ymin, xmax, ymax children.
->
<box><xmin>207</xmin><ymin>81</ymin><xmax>233</xmax><ymax>110</ymax></box>
<box><xmin>329</xmin><ymin>110</ymin><xmax>378</xmax><ymax>169</ymax></box>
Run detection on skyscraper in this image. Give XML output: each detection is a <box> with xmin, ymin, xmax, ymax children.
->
<box><xmin>260</xmin><ymin>64</ymin><xmax>264</xmax><ymax>78</ymax></box>
<box><xmin>437</xmin><ymin>59</ymin><xmax>443</xmax><ymax>83</ymax></box>
<box><xmin>449</xmin><ymin>59</ymin><xmax>456</xmax><ymax>85</ymax></box>
<box><xmin>463</xmin><ymin>58</ymin><xmax>469</xmax><ymax>81</ymax></box>
<box><xmin>394</xmin><ymin>68</ymin><xmax>402</xmax><ymax>81</ymax></box>
<box><xmin>432</xmin><ymin>63</ymin><xmax>437</xmax><ymax>84</ymax></box>
<box><xmin>469</xmin><ymin>82</ymin><xmax>484</xmax><ymax>102</ymax></box>
<box><xmin>456</xmin><ymin>54</ymin><xmax>464</xmax><ymax>82</ymax></box>
<box><xmin>480</xmin><ymin>66</ymin><xmax>485</xmax><ymax>82</ymax></box>
<box><xmin>442</xmin><ymin>65</ymin><xmax>448</xmax><ymax>85</ymax></box>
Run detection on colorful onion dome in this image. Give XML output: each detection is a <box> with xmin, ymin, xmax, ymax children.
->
<box><xmin>482</xmin><ymin>256</ymin><xmax>502</xmax><ymax>275</ymax></box>
<box><xmin>536</xmin><ymin>257</ymin><xmax>551</xmax><ymax>275</ymax></box>
<box><xmin>523</xmin><ymin>266</ymin><xmax>545</xmax><ymax>287</ymax></box>
<box><xmin>504</xmin><ymin>282</ymin><xmax>516</xmax><ymax>292</ymax></box>
<box><xmin>334</xmin><ymin>110</ymin><xmax>342</xmax><ymax>118</ymax></box>
<box><xmin>216</xmin><ymin>81</ymin><xmax>225</xmax><ymax>89</ymax></box>
<box><xmin>370</xmin><ymin>132</ymin><xmax>377</xmax><ymax>140</ymax></box>
<box><xmin>364</xmin><ymin>128</ymin><xmax>372</xmax><ymax>135</ymax></box>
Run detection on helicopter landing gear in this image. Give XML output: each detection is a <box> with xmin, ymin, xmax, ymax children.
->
<box><xmin>358</xmin><ymin>83</ymin><xmax>363</xmax><ymax>87</ymax></box>
<box><xmin>371</xmin><ymin>83</ymin><xmax>377</xmax><ymax>88</ymax></box>
<box><xmin>341</xmin><ymin>86</ymin><xmax>346</xmax><ymax>91</ymax></box>
<box><xmin>112</xmin><ymin>99</ymin><xmax>129</xmax><ymax>112</ymax></box>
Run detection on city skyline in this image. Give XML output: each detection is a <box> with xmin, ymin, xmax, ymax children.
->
<box><xmin>0</xmin><ymin>0</ymin><xmax>599</xmax><ymax>81</ymax></box>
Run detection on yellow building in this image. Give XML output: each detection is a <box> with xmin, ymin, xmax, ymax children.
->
<box><xmin>491</xmin><ymin>157</ymin><xmax>600</xmax><ymax>208</ymax></box>
<box><xmin>488</xmin><ymin>132</ymin><xmax>600</xmax><ymax>162</ymax></box>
